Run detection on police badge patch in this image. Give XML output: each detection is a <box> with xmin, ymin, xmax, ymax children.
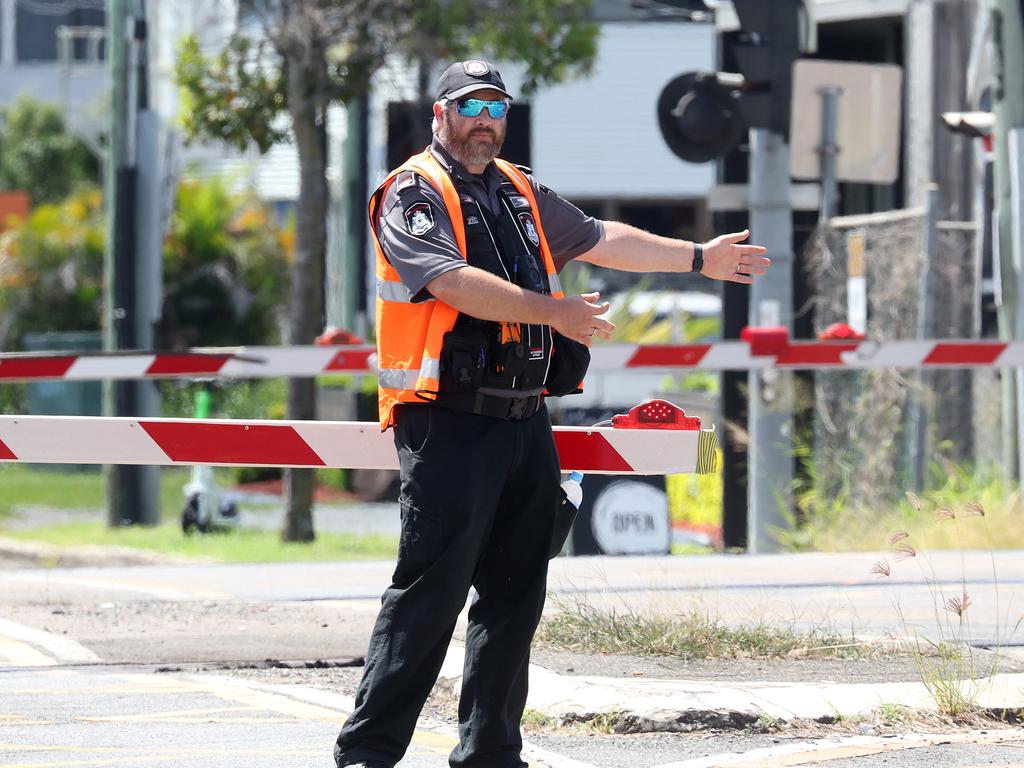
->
<box><xmin>518</xmin><ymin>213</ymin><xmax>540</xmax><ymax>247</ymax></box>
<box><xmin>404</xmin><ymin>202</ymin><xmax>435</xmax><ymax>237</ymax></box>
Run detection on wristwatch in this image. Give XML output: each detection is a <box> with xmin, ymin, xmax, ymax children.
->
<box><xmin>691</xmin><ymin>242</ymin><xmax>704</xmax><ymax>273</ymax></box>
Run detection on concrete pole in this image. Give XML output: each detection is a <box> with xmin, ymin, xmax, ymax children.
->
<box><xmin>747</xmin><ymin>128</ymin><xmax>795</xmax><ymax>554</ymax></box>
<box><xmin>341</xmin><ymin>94</ymin><xmax>370</xmax><ymax>338</ymax></box>
<box><xmin>105</xmin><ymin>0</ymin><xmax>158</xmax><ymax>525</ymax></box>
<box><xmin>993</xmin><ymin>0</ymin><xmax>1024</xmax><ymax>481</ymax></box>
<box><xmin>0</xmin><ymin>0</ymin><xmax>14</xmax><ymax>68</ymax></box>
<box><xmin>1010</xmin><ymin>129</ymin><xmax>1024</xmax><ymax>484</ymax></box>
<box><xmin>908</xmin><ymin>183</ymin><xmax>939</xmax><ymax>492</ymax></box>
<box><xmin>817</xmin><ymin>87</ymin><xmax>842</xmax><ymax>224</ymax></box>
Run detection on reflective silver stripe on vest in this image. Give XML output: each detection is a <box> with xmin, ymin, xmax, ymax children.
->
<box><xmin>419</xmin><ymin>356</ymin><xmax>440</xmax><ymax>382</ymax></box>
<box><xmin>378</xmin><ymin>368</ymin><xmax>420</xmax><ymax>390</ymax></box>
<box><xmin>377</xmin><ymin>281</ymin><xmax>413</xmax><ymax>303</ymax></box>
<box><xmin>548</xmin><ymin>272</ymin><xmax>563</xmax><ymax>296</ymax></box>
<box><xmin>378</xmin><ymin>355</ymin><xmax>440</xmax><ymax>391</ymax></box>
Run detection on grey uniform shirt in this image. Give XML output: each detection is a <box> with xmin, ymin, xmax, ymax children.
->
<box><xmin>377</xmin><ymin>138</ymin><xmax>603</xmax><ymax>302</ymax></box>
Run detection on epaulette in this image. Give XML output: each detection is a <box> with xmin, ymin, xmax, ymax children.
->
<box><xmin>395</xmin><ymin>170</ymin><xmax>419</xmax><ymax>191</ymax></box>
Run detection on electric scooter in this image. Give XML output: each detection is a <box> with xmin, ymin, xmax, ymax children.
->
<box><xmin>180</xmin><ymin>386</ymin><xmax>240</xmax><ymax>534</ymax></box>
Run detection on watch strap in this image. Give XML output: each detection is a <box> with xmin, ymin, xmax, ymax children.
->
<box><xmin>691</xmin><ymin>242</ymin><xmax>704</xmax><ymax>273</ymax></box>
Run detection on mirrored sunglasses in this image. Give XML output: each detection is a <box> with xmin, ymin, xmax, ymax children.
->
<box><xmin>454</xmin><ymin>98</ymin><xmax>510</xmax><ymax>119</ymax></box>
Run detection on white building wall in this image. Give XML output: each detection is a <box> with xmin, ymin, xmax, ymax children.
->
<box><xmin>370</xmin><ymin>22</ymin><xmax>716</xmax><ymax>201</ymax></box>
<box><xmin>528</xmin><ymin>22</ymin><xmax>715</xmax><ymax>200</ymax></box>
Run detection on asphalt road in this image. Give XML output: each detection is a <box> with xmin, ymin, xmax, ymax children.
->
<box><xmin>2</xmin><ymin>551</ymin><xmax>1024</xmax><ymax>767</ymax></box>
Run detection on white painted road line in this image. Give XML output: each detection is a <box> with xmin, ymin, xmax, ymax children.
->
<box><xmin>650</xmin><ymin>728</ymin><xmax>1024</xmax><ymax>768</ymax></box>
<box><xmin>0</xmin><ymin>618</ymin><xmax>100</xmax><ymax>665</ymax></box>
<box><xmin>3</xmin><ymin>572</ymin><xmax>225</xmax><ymax>601</ymax></box>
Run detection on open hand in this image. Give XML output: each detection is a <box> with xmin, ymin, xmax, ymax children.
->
<box><xmin>551</xmin><ymin>292</ymin><xmax>615</xmax><ymax>346</ymax></box>
<box><xmin>699</xmin><ymin>230</ymin><xmax>770</xmax><ymax>284</ymax></box>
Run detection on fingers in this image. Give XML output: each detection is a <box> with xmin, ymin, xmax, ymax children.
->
<box><xmin>721</xmin><ymin>229</ymin><xmax>751</xmax><ymax>244</ymax></box>
<box><xmin>738</xmin><ymin>245</ymin><xmax>769</xmax><ymax>256</ymax></box>
<box><xmin>738</xmin><ymin>264</ymin><xmax>769</xmax><ymax>277</ymax></box>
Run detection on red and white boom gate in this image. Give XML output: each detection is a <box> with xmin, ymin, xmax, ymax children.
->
<box><xmin>0</xmin><ymin>330</ymin><xmax>1020</xmax><ymax>382</ymax></box>
<box><xmin>0</xmin><ymin>327</ymin><xmax>999</xmax><ymax>475</ymax></box>
<box><xmin>0</xmin><ymin>408</ymin><xmax>718</xmax><ymax>475</ymax></box>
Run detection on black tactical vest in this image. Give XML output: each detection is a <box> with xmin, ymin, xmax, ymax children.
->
<box><xmin>440</xmin><ymin>175</ymin><xmax>554</xmax><ymax>396</ymax></box>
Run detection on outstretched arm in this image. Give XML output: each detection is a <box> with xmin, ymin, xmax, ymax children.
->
<box><xmin>578</xmin><ymin>222</ymin><xmax>771</xmax><ymax>284</ymax></box>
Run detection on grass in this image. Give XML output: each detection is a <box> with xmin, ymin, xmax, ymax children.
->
<box><xmin>0</xmin><ymin>464</ymin><xmax>398</xmax><ymax>563</ymax></box>
<box><xmin>1</xmin><ymin>520</ymin><xmax>398</xmax><ymax>562</ymax></box>
<box><xmin>869</xmin><ymin>493</ymin><xmax>1020</xmax><ymax>718</ymax></box>
<box><xmin>0</xmin><ymin>464</ymin><xmax>189</xmax><ymax>520</ymax></box>
<box><xmin>783</xmin><ymin>461</ymin><xmax>1024</xmax><ymax>552</ymax></box>
<box><xmin>535</xmin><ymin>597</ymin><xmax>870</xmax><ymax>659</ymax></box>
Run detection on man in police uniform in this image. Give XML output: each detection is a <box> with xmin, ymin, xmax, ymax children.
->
<box><xmin>334</xmin><ymin>60</ymin><xmax>769</xmax><ymax>768</ymax></box>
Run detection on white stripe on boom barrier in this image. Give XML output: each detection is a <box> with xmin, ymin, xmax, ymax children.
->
<box><xmin>0</xmin><ymin>416</ymin><xmax>715</xmax><ymax>475</ymax></box>
<box><xmin>1</xmin><ymin>338</ymin><xmax>1020</xmax><ymax>383</ymax></box>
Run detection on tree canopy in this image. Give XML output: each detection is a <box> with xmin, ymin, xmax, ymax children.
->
<box><xmin>0</xmin><ymin>96</ymin><xmax>100</xmax><ymax>206</ymax></box>
<box><xmin>174</xmin><ymin>0</ymin><xmax>599</xmax><ymax>154</ymax></box>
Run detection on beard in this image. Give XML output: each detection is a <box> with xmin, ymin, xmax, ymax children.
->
<box><xmin>438</xmin><ymin>110</ymin><xmax>505</xmax><ymax>168</ymax></box>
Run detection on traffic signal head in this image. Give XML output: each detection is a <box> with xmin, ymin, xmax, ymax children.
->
<box><xmin>657</xmin><ymin>72</ymin><xmax>744</xmax><ymax>163</ymax></box>
<box><xmin>730</xmin><ymin>0</ymin><xmax>807</xmax><ymax>135</ymax></box>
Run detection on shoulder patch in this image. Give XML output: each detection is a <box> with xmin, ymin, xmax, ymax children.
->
<box><xmin>403</xmin><ymin>201</ymin><xmax>436</xmax><ymax>237</ymax></box>
<box><xmin>518</xmin><ymin>212</ymin><xmax>540</xmax><ymax>246</ymax></box>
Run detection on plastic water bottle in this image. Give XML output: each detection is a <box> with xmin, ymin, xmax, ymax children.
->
<box><xmin>560</xmin><ymin>471</ymin><xmax>584</xmax><ymax>508</ymax></box>
<box><xmin>549</xmin><ymin>471</ymin><xmax>584</xmax><ymax>558</ymax></box>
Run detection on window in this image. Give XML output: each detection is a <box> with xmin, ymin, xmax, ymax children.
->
<box><xmin>16</xmin><ymin>0</ymin><xmax>105</xmax><ymax>63</ymax></box>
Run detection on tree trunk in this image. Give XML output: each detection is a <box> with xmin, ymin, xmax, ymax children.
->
<box><xmin>282</xmin><ymin>51</ymin><xmax>328</xmax><ymax>543</ymax></box>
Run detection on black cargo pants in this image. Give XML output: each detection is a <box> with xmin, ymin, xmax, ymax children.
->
<box><xmin>334</xmin><ymin>403</ymin><xmax>561</xmax><ymax>768</ymax></box>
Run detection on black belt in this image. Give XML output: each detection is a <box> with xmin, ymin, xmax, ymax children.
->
<box><xmin>435</xmin><ymin>391</ymin><xmax>544</xmax><ymax>420</ymax></box>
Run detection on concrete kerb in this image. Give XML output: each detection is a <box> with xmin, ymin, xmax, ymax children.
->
<box><xmin>437</xmin><ymin>642</ymin><xmax>1024</xmax><ymax>733</ymax></box>
<box><xmin>0</xmin><ymin>534</ymin><xmax>192</xmax><ymax>568</ymax></box>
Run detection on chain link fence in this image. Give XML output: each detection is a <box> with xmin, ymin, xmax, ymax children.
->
<box><xmin>803</xmin><ymin>208</ymin><xmax>991</xmax><ymax>511</ymax></box>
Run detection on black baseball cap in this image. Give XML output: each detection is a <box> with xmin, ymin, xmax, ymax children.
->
<box><xmin>436</xmin><ymin>60</ymin><xmax>513</xmax><ymax>102</ymax></box>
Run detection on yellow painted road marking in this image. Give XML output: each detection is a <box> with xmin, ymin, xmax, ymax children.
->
<box><xmin>0</xmin><ymin>715</ymin><xmax>54</xmax><ymax>725</ymax></box>
<box><xmin>187</xmin><ymin>674</ymin><xmax>459</xmax><ymax>755</ymax></box>
<box><xmin>0</xmin><ymin>638</ymin><xmax>56</xmax><ymax>667</ymax></box>
<box><xmin>0</xmin><ymin>743</ymin><xmax>321</xmax><ymax>768</ymax></box>
<box><xmin>76</xmin><ymin>704</ymin><xmax>268</xmax><ymax>723</ymax></box>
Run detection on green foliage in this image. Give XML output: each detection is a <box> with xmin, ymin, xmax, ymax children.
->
<box><xmin>0</xmin><ymin>96</ymin><xmax>99</xmax><ymax>205</ymax></box>
<box><xmin>414</xmin><ymin>0</ymin><xmax>598</xmax><ymax>95</ymax></box>
<box><xmin>174</xmin><ymin>1</ymin><xmax>599</xmax><ymax>153</ymax></box>
<box><xmin>175</xmin><ymin>34</ymin><xmax>288</xmax><ymax>153</ymax></box>
<box><xmin>0</xmin><ymin>186</ymin><xmax>105</xmax><ymax>349</ymax></box>
<box><xmin>161</xmin><ymin>178</ymin><xmax>289</xmax><ymax>348</ymax></box>
<box><xmin>780</xmin><ymin>449</ymin><xmax>1024</xmax><ymax>551</ymax></box>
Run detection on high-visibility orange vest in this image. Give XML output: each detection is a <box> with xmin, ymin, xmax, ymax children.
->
<box><xmin>369</xmin><ymin>149</ymin><xmax>565</xmax><ymax>430</ymax></box>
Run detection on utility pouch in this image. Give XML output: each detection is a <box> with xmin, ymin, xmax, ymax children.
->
<box><xmin>548</xmin><ymin>495</ymin><xmax>579</xmax><ymax>559</ymax></box>
<box><xmin>439</xmin><ymin>331</ymin><xmax>486</xmax><ymax>392</ymax></box>
<box><xmin>496</xmin><ymin>341</ymin><xmax>530</xmax><ymax>378</ymax></box>
<box><xmin>545</xmin><ymin>332</ymin><xmax>591</xmax><ymax>397</ymax></box>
